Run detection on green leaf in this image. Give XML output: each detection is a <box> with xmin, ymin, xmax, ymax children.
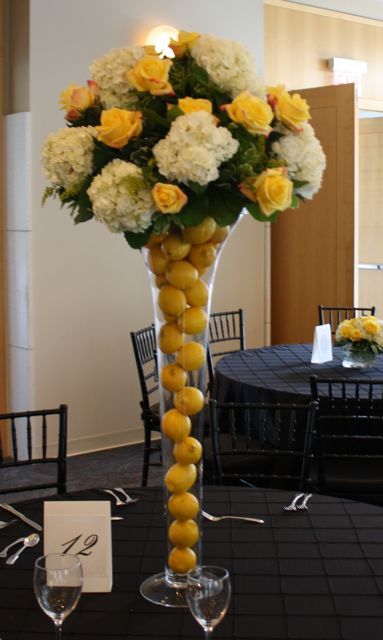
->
<box><xmin>293</xmin><ymin>179</ymin><xmax>309</xmax><ymax>189</ymax></box>
<box><xmin>208</xmin><ymin>189</ymin><xmax>244</xmax><ymax>226</ymax></box>
<box><xmin>177</xmin><ymin>192</ymin><xmax>210</xmax><ymax>225</ymax></box>
<box><xmin>290</xmin><ymin>194</ymin><xmax>300</xmax><ymax>209</ymax></box>
<box><xmin>142</xmin><ymin>107</ymin><xmax>169</xmax><ymax>130</ymax></box>
<box><xmin>123</xmin><ymin>227</ymin><xmax>152</xmax><ymax>249</ymax></box>
<box><xmin>245</xmin><ymin>201</ymin><xmax>280</xmax><ymax>223</ymax></box>
<box><xmin>188</xmin><ymin>181</ymin><xmax>208</xmax><ymax>195</ymax></box>
<box><xmin>167</xmin><ymin>106</ymin><xmax>183</xmax><ymax>123</ymax></box>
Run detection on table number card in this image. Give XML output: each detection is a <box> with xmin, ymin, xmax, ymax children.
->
<box><xmin>311</xmin><ymin>323</ymin><xmax>333</xmax><ymax>364</ymax></box>
<box><xmin>44</xmin><ymin>501</ymin><xmax>113</xmax><ymax>592</ymax></box>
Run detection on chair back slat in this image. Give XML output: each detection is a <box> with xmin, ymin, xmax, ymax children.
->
<box><xmin>318</xmin><ymin>305</ymin><xmax>375</xmax><ymax>335</ymax></box>
<box><xmin>130</xmin><ymin>324</ymin><xmax>161</xmax><ymax>487</ymax></box>
<box><xmin>207</xmin><ymin>309</ymin><xmax>245</xmax><ymax>394</ymax></box>
<box><xmin>209</xmin><ymin>398</ymin><xmax>317</xmax><ymax>490</ymax></box>
<box><xmin>310</xmin><ymin>375</ymin><xmax>383</xmax><ymax>503</ymax></box>
<box><xmin>0</xmin><ymin>405</ymin><xmax>68</xmax><ymax>495</ymax></box>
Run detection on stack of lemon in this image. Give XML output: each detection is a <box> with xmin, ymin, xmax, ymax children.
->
<box><xmin>146</xmin><ymin>216</ymin><xmax>229</xmax><ymax>574</ymax></box>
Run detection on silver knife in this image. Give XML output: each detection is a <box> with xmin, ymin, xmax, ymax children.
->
<box><xmin>0</xmin><ymin>504</ymin><xmax>42</xmax><ymax>531</ymax></box>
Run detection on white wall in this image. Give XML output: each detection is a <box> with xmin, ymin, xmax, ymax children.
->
<box><xmin>25</xmin><ymin>0</ymin><xmax>265</xmax><ymax>455</ymax></box>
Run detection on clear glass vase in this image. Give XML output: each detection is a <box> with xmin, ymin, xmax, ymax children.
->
<box><xmin>342</xmin><ymin>343</ymin><xmax>377</xmax><ymax>369</ymax></box>
<box><xmin>139</xmin><ymin>214</ymin><xmax>243</xmax><ymax>607</ymax></box>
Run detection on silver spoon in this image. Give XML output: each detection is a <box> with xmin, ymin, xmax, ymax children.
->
<box><xmin>6</xmin><ymin>533</ymin><xmax>40</xmax><ymax>565</ymax></box>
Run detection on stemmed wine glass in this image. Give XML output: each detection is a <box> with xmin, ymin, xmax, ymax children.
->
<box><xmin>186</xmin><ymin>565</ymin><xmax>231</xmax><ymax>639</ymax></box>
<box><xmin>34</xmin><ymin>554</ymin><xmax>83</xmax><ymax>639</ymax></box>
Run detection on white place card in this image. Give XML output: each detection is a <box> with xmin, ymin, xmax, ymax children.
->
<box><xmin>311</xmin><ymin>323</ymin><xmax>333</xmax><ymax>364</ymax></box>
<box><xmin>44</xmin><ymin>501</ymin><xmax>113</xmax><ymax>593</ymax></box>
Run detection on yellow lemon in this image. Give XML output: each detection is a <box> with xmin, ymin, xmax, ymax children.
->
<box><xmin>182</xmin><ymin>217</ymin><xmax>216</xmax><ymax>244</ymax></box>
<box><xmin>173</xmin><ymin>436</ymin><xmax>203</xmax><ymax>464</ymax></box>
<box><xmin>165</xmin><ymin>463</ymin><xmax>197</xmax><ymax>493</ymax></box>
<box><xmin>188</xmin><ymin>243</ymin><xmax>217</xmax><ymax>270</ymax></box>
<box><xmin>176</xmin><ymin>342</ymin><xmax>206</xmax><ymax>371</ymax></box>
<box><xmin>161</xmin><ymin>233</ymin><xmax>191</xmax><ymax>261</ymax></box>
<box><xmin>155</xmin><ymin>274</ymin><xmax>167</xmax><ymax>288</ymax></box>
<box><xmin>158</xmin><ymin>285</ymin><xmax>187</xmax><ymax>318</ymax></box>
<box><xmin>185</xmin><ymin>279</ymin><xmax>209</xmax><ymax>307</ymax></box>
<box><xmin>166</xmin><ymin>261</ymin><xmax>198</xmax><ymax>290</ymax></box>
<box><xmin>160</xmin><ymin>364</ymin><xmax>187</xmax><ymax>392</ymax></box>
<box><xmin>174</xmin><ymin>386</ymin><xmax>205</xmax><ymax>415</ymax></box>
<box><xmin>178</xmin><ymin>307</ymin><xmax>208</xmax><ymax>335</ymax></box>
<box><xmin>168</xmin><ymin>519</ymin><xmax>199</xmax><ymax>548</ymax></box>
<box><xmin>168</xmin><ymin>546</ymin><xmax>197</xmax><ymax>574</ymax></box>
<box><xmin>161</xmin><ymin>409</ymin><xmax>191</xmax><ymax>442</ymax></box>
<box><xmin>168</xmin><ymin>492</ymin><xmax>200</xmax><ymax>520</ymax></box>
<box><xmin>210</xmin><ymin>225</ymin><xmax>230</xmax><ymax>244</ymax></box>
<box><xmin>144</xmin><ymin>233</ymin><xmax>166</xmax><ymax>248</ymax></box>
<box><xmin>158</xmin><ymin>323</ymin><xmax>183</xmax><ymax>354</ymax></box>
<box><xmin>147</xmin><ymin>245</ymin><xmax>168</xmax><ymax>275</ymax></box>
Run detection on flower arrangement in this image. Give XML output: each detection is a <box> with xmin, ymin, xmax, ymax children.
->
<box><xmin>335</xmin><ymin>316</ymin><xmax>383</xmax><ymax>355</ymax></box>
<box><xmin>41</xmin><ymin>30</ymin><xmax>326</xmax><ymax>248</ymax></box>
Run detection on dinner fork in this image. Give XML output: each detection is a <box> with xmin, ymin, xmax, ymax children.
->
<box><xmin>113</xmin><ymin>488</ymin><xmax>139</xmax><ymax>504</ymax></box>
<box><xmin>103</xmin><ymin>489</ymin><xmax>125</xmax><ymax>506</ymax></box>
<box><xmin>0</xmin><ymin>519</ymin><xmax>17</xmax><ymax>530</ymax></box>
<box><xmin>283</xmin><ymin>493</ymin><xmax>305</xmax><ymax>512</ymax></box>
<box><xmin>202</xmin><ymin>510</ymin><xmax>264</xmax><ymax>525</ymax></box>
<box><xmin>296</xmin><ymin>493</ymin><xmax>312</xmax><ymax>510</ymax></box>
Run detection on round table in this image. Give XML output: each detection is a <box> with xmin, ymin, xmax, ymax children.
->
<box><xmin>1</xmin><ymin>486</ymin><xmax>383</xmax><ymax>639</ymax></box>
<box><xmin>213</xmin><ymin>343</ymin><xmax>383</xmax><ymax>404</ymax></box>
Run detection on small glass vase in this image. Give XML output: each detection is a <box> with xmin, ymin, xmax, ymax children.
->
<box><xmin>342</xmin><ymin>344</ymin><xmax>377</xmax><ymax>369</ymax></box>
<box><xmin>139</xmin><ymin>214</ymin><xmax>244</xmax><ymax>608</ymax></box>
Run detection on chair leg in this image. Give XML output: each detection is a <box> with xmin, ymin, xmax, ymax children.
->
<box><xmin>141</xmin><ymin>425</ymin><xmax>152</xmax><ymax>487</ymax></box>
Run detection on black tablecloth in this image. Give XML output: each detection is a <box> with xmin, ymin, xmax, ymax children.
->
<box><xmin>214</xmin><ymin>344</ymin><xmax>383</xmax><ymax>404</ymax></box>
<box><xmin>1</xmin><ymin>486</ymin><xmax>383</xmax><ymax>639</ymax></box>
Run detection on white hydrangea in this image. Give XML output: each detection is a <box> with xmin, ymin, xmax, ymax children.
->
<box><xmin>89</xmin><ymin>46</ymin><xmax>145</xmax><ymax>109</ymax></box>
<box><xmin>153</xmin><ymin>111</ymin><xmax>239</xmax><ymax>186</ymax></box>
<box><xmin>87</xmin><ymin>159</ymin><xmax>154</xmax><ymax>233</ymax></box>
<box><xmin>42</xmin><ymin>127</ymin><xmax>95</xmax><ymax>191</ymax></box>
<box><xmin>272</xmin><ymin>123</ymin><xmax>326</xmax><ymax>199</ymax></box>
<box><xmin>190</xmin><ymin>34</ymin><xmax>263</xmax><ymax>98</ymax></box>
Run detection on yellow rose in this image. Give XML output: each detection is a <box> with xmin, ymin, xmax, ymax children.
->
<box><xmin>59</xmin><ymin>80</ymin><xmax>98</xmax><ymax>122</ymax></box>
<box><xmin>95</xmin><ymin>108</ymin><xmax>142</xmax><ymax>149</ymax></box>
<box><xmin>240</xmin><ymin>168</ymin><xmax>293</xmax><ymax>216</ymax></box>
<box><xmin>350</xmin><ymin>328</ymin><xmax>362</xmax><ymax>341</ymax></box>
<box><xmin>126</xmin><ymin>55</ymin><xmax>173</xmax><ymax>96</ymax></box>
<box><xmin>225</xmin><ymin>90</ymin><xmax>273</xmax><ymax>136</ymax></box>
<box><xmin>340</xmin><ymin>321</ymin><xmax>352</xmax><ymax>339</ymax></box>
<box><xmin>169</xmin><ymin>31</ymin><xmax>200</xmax><ymax>58</ymax></box>
<box><xmin>268</xmin><ymin>84</ymin><xmax>310</xmax><ymax>131</ymax></box>
<box><xmin>178</xmin><ymin>97</ymin><xmax>213</xmax><ymax>115</ymax></box>
<box><xmin>362</xmin><ymin>317</ymin><xmax>379</xmax><ymax>335</ymax></box>
<box><xmin>152</xmin><ymin>183</ymin><xmax>188</xmax><ymax>214</ymax></box>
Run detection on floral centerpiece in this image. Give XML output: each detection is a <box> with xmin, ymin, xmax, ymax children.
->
<box><xmin>335</xmin><ymin>316</ymin><xmax>383</xmax><ymax>368</ymax></box>
<box><xmin>41</xmin><ymin>29</ymin><xmax>326</xmax><ymax>606</ymax></box>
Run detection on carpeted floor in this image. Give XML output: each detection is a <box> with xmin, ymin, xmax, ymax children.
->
<box><xmin>0</xmin><ymin>442</ymin><xmax>163</xmax><ymax>503</ymax></box>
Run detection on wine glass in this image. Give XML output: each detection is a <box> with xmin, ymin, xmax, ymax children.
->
<box><xmin>186</xmin><ymin>565</ymin><xmax>231</xmax><ymax>639</ymax></box>
<box><xmin>33</xmin><ymin>554</ymin><xmax>83</xmax><ymax>639</ymax></box>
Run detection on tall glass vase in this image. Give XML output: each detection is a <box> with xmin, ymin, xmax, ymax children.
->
<box><xmin>139</xmin><ymin>213</ymin><xmax>243</xmax><ymax>607</ymax></box>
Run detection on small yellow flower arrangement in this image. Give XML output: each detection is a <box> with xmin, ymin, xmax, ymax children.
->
<box><xmin>335</xmin><ymin>316</ymin><xmax>383</xmax><ymax>366</ymax></box>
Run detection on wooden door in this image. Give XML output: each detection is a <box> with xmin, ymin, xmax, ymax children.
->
<box><xmin>358</xmin><ymin>117</ymin><xmax>383</xmax><ymax>318</ymax></box>
<box><xmin>271</xmin><ymin>83</ymin><xmax>356</xmax><ymax>344</ymax></box>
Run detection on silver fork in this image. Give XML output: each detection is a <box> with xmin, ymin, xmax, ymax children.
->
<box><xmin>283</xmin><ymin>493</ymin><xmax>305</xmax><ymax>512</ymax></box>
<box><xmin>113</xmin><ymin>488</ymin><xmax>139</xmax><ymax>504</ymax></box>
<box><xmin>296</xmin><ymin>493</ymin><xmax>312</xmax><ymax>510</ymax></box>
<box><xmin>202</xmin><ymin>510</ymin><xmax>264</xmax><ymax>525</ymax></box>
<box><xmin>103</xmin><ymin>489</ymin><xmax>125</xmax><ymax>506</ymax></box>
